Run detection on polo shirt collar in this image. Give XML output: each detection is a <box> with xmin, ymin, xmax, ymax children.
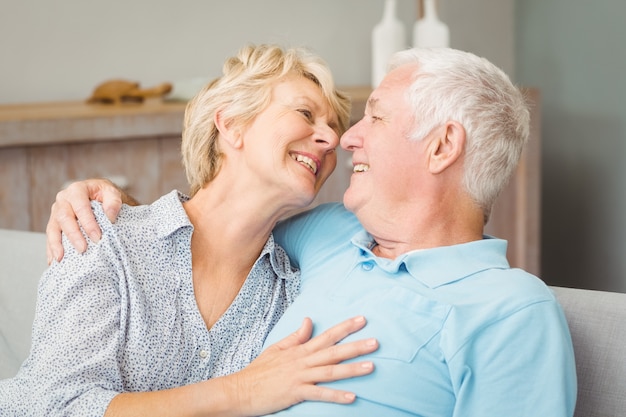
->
<box><xmin>351</xmin><ymin>230</ymin><xmax>510</xmax><ymax>288</ymax></box>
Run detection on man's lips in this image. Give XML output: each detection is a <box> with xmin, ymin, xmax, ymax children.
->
<box><xmin>353</xmin><ymin>163</ymin><xmax>370</xmax><ymax>173</ymax></box>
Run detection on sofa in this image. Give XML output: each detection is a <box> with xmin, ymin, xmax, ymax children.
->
<box><xmin>1</xmin><ymin>228</ymin><xmax>625</xmax><ymax>416</ymax></box>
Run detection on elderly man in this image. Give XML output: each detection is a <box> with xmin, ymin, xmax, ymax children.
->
<box><xmin>44</xmin><ymin>48</ymin><xmax>576</xmax><ymax>416</ymax></box>
<box><xmin>264</xmin><ymin>47</ymin><xmax>577</xmax><ymax>416</ymax></box>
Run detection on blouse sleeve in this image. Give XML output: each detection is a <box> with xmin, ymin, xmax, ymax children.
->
<box><xmin>8</xmin><ymin>221</ymin><xmax>127</xmax><ymax>416</ymax></box>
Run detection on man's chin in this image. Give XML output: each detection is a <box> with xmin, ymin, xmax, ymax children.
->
<box><xmin>342</xmin><ymin>190</ymin><xmax>358</xmax><ymax>213</ymax></box>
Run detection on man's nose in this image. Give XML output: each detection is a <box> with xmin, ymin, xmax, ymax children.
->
<box><xmin>340</xmin><ymin>119</ymin><xmax>364</xmax><ymax>151</ymax></box>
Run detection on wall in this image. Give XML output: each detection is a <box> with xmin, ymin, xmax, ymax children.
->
<box><xmin>0</xmin><ymin>0</ymin><xmax>515</xmax><ymax>104</ymax></box>
<box><xmin>516</xmin><ymin>0</ymin><xmax>626</xmax><ymax>292</ymax></box>
<box><xmin>3</xmin><ymin>1</ymin><xmax>624</xmax><ymax>293</ymax></box>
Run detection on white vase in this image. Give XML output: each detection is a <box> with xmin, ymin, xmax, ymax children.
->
<box><xmin>412</xmin><ymin>0</ymin><xmax>450</xmax><ymax>48</ymax></box>
<box><xmin>371</xmin><ymin>0</ymin><xmax>406</xmax><ymax>88</ymax></box>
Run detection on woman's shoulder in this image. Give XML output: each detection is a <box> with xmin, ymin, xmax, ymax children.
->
<box><xmin>84</xmin><ymin>191</ymin><xmax>191</xmax><ymax>256</ymax></box>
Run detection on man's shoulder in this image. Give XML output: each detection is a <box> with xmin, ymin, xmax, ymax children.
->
<box><xmin>302</xmin><ymin>202</ymin><xmax>359</xmax><ymax>227</ymax></box>
<box><xmin>448</xmin><ymin>267</ymin><xmax>560</xmax><ymax>329</ymax></box>
<box><xmin>273</xmin><ymin>203</ymin><xmax>362</xmax><ymax>263</ymax></box>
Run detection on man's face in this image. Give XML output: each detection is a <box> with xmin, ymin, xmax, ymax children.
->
<box><xmin>340</xmin><ymin>64</ymin><xmax>430</xmax><ymax>219</ymax></box>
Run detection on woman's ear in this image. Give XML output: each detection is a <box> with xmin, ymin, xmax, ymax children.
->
<box><xmin>214</xmin><ymin>109</ymin><xmax>243</xmax><ymax>149</ymax></box>
<box><xmin>428</xmin><ymin>121</ymin><xmax>466</xmax><ymax>174</ymax></box>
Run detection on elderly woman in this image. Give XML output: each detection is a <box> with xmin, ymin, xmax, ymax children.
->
<box><xmin>0</xmin><ymin>44</ymin><xmax>378</xmax><ymax>416</ymax></box>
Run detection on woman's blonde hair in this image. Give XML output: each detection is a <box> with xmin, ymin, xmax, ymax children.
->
<box><xmin>181</xmin><ymin>44</ymin><xmax>351</xmax><ymax>196</ymax></box>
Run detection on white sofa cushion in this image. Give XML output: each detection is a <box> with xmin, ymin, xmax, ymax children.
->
<box><xmin>0</xmin><ymin>229</ymin><xmax>47</xmax><ymax>379</ymax></box>
<box><xmin>551</xmin><ymin>286</ymin><xmax>626</xmax><ymax>417</ymax></box>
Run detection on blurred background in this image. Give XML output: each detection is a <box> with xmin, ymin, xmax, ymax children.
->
<box><xmin>1</xmin><ymin>0</ymin><xmax>624</xmax><ymax>293</ymax></box>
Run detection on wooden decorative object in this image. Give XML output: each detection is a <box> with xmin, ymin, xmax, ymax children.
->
<box><xmin>87</xmin><ymin>80</ymin><xmax>172</xmax><ymax>105</ymax></box>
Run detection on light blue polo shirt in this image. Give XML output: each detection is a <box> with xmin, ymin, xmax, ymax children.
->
<box><xmin>265</xmin><ymin>203</ymin><xmax>576</xmax><ymax>417</ymax></box>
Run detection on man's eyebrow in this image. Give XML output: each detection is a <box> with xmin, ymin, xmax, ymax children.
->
<box><xmin>366</xmin><ymin>97</ymin><xmax>379</xmax><ymax>111</ymax></box>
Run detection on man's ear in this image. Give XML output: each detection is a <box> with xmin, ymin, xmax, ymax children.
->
<box><xmin>214</xmin><ymin>109</ymin><xmax>243</xmax><ymax>149</ymax></box>
<box><xmin>428</xmin><ymin>121</ymin><xmax>466</xmax><ymax>174</ymax></box>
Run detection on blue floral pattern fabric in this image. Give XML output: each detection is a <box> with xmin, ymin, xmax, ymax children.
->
<box><xmin>0</xmin><ymin>190</ymin><xmax>300</xmax><ymax>416</ymax></box>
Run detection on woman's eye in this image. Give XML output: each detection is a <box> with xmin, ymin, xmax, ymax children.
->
<box><xmin>371</xmin><ymin>115</ymin><xmax>382</xmax><ymax>122</ymax></box>
<box><xmin>298</xmin><ymin>109</ymin><xmax>313</xmax><ymax>120</ymax></box>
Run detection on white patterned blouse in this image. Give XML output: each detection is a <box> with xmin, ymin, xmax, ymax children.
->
<box><xmin>0</xmin><ymin>190</ymin><xmax>300</xmax><ymax>416</ymax></box>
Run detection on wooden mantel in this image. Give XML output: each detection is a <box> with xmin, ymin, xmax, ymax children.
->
<box><xmin>0</xmin><ymin>87</ymin><xmax>540</xmax><ymax>276</ymax></box>
<box><xmin>0</xmin><ymin>86</ymin><xmax>372</xmax><ymax>148</ymax></box>
<box><xmin>0</xmin><ymin>100</ymin><xmax>185</xmax><ymax>148</ymax></box>
<box><xmin>0</xmin><ymin>87</ymin><xmax>370</xmax><ymax>232</ymax></box>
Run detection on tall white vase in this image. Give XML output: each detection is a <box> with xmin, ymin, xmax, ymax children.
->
<box><xmin>371</xmin><ymin>0</ymin><xmax>406</xmax><ymax>88</ymax></box>
<box><xmin>413</xmin><ymin>0</ymin><xmax>450</xmax><ymax>48</ymax></box>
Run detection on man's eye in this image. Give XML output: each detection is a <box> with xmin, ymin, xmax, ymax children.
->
<box><xmin>371</xmin><ymin>115</ymin><xmax>382</xmax><ymax>122</ymax></box>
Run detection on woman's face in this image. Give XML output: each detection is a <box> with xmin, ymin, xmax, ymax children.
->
<box><xmin>239</xmin><ymin>75</ymin><xmax>341</xmax><ymax>208</ymax></box>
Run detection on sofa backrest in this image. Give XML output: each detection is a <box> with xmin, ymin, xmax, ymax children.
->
<box><xmin>551</xmin><ymin>286</ymin><xmax>626</xmax><ymax>417</ymax></box>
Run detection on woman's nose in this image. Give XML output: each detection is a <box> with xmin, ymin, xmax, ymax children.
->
<box><xmin>315</xmin><ymin>124</ymin><xmax>340</xmax><ymax>152</ymax></box>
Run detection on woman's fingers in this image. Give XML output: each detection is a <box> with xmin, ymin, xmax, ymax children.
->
<box><xmin>229</xmin><ymin>316</ymin><xmax>377</xmax><ymax>415</ymax></box>
<box><xmin>268</xmin><ymin>316</ymin><xmax>378</xmax><ymax>367</ymax></box>
<box><xmin>303</xmin><ymin>337</ymin><xmax>378</xmax><ymax>370</ymax></box>
<box><xmin>302</xmin><ymin>315</ymin><xmax>369</xmax><ymax>351</ymax></box>
<box><xmin>272</xmin><ymin>317</ymin><xmax>314</xmax><ymax>350</ymax></box>
<box><xmin>271</xmin><ymin>315</ymin><xmax>368</xmax><ymax>353</ymax></box>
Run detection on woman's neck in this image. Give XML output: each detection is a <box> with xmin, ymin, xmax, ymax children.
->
<box><xmin>183</xmin><ymin>180</ymin><xmax>287</xmax><ymax>329</ymax></box>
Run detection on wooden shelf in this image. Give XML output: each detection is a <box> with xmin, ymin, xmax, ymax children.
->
<box><xmin>0</xmin><ymin>87</ymin><xmax>371</xmax><ymax>232</ymax></box>
<box><xmin>0</xmin><ymin>86</ymin><xmax>540</xmax><ymax>275</ymax></box>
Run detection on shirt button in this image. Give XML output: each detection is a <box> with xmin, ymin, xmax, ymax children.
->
<box><xmin>362</xmin><ymin>262</ymin><xmax>374</xmax><ymax>271</ymax></box>
<box><xmin>199</xmin><ymin>349</ymin><xmax>208</xmax><ymax>359</ymax></box>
